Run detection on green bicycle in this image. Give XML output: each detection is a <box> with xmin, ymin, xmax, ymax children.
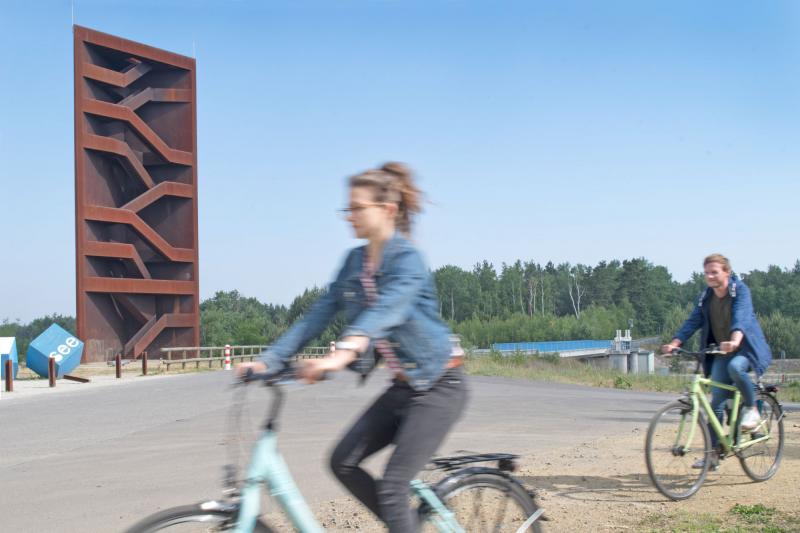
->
<box><xmin>125</xmin><ymin>367</ymin><xmax>544</xmax><ymax>532</ymax></box>
<box><xmin>645</xmin><ymin>347</ymin><xmax>785</xmax><ymax>500</ymax></box>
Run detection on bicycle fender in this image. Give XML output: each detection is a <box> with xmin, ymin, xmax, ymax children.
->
<box><xmin>433</xmin><ymin>467</ymin><xmax>535</xmax><ymax>499</ymax></box>
<box><xmin>431</xmin><ymin>467</ymin><xmax>545</xmax><ymax>522</ymax></box>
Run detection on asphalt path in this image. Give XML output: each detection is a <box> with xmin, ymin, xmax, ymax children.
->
<box><xmin>1</xmin><ymin>369</ymin><xmax>785</xmax><ymax>532</ymax></box>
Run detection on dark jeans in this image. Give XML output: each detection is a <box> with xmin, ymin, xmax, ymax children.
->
<box><xmin>330</xmin><ymin>367</ymin><xmax>468</xmax><ymax>533</ymax></box>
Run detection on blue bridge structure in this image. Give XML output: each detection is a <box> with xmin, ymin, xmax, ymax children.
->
<box><xmin>492</xmin><ymin>340</ymin><xmax>612</xmax><ymax>355</ymax></box>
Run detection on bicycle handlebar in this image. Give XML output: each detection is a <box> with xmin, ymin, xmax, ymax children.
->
<box><xmin>665</xmin><ymin>346</ymin><xmax>728</xmax><ymax>375</ymax></box>
<box><xmin>237</xmin><ymin>363</ymin><xmax>330</xmax><ymax>387</ymax></box>
<box><xmin>668</xmin><ymin>346</ymin><xmax>726</xmax><ymax>358</ymax></box>
<box><xmin>235</xmin><ymin>363</ymin><xmax>329</xmax><ymax>431</ymax></box>
<box><xmin>238</xmin><ymin>365</ymin><xmax>296</xmax><ymax>386</ymax></box>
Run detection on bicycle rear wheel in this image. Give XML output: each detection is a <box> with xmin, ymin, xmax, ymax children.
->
<box><xmin>124</xmin><ymin>504</ymin><xmax>274</xmax><ymax>532</ymax></box>
<box><xmin>738</xmin><ymin>393</ymin><xmax>784</xmax><ymax>481</ymax></box>
<box><xmin>645</xmin><ymin>400</ymin><xmax>712</xmax><ymax>500</ymax></box>
<box><xmin>420</xmin><ymin>471</ymin><xmax>542</xmax><ymax>532</ymax></box>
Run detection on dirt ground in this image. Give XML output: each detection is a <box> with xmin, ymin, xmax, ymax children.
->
<box><xmin>264</xmin><ymin>417</ymin><xmax>799</xmax><ymax>532</ymax></box>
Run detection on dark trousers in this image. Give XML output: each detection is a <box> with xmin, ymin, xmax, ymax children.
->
<box><xmin>330</xmin><ymin>367</ymin><xmax>468</xmax><ymax>533</ymax></box>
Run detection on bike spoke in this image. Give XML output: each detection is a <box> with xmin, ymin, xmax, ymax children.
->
<box><xmin>738</xmin><ymin>395</ymin><xmax>784</xmax><ymax>482</ymax></box>
<box><xmin>468</xmin><ymin>487</ymin><xmax>484</xmax><ymax>532</ymax></box>
<box><xmin>646</xmin><ymin>401</ymin><xmax>710</xmax><ymax>500</ymax></box>
<box><xmin>492</xmin><ymin>486</ymin><xmax>510</xmax><ymax>532</ymax></box>
<box><xmin>423</xmin><ymin>480</ymin><xmax>539</xmax><ymax>532</ymax></box>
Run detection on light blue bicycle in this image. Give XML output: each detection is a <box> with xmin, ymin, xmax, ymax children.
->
<box><xmin>126</xmin><ymin>367</ymin><xmax>544</xmax><ymax>532</ymax></box>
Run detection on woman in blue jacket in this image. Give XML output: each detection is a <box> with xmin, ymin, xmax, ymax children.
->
<box><xmin>240</xmin><ymin>162</ymin><xmax>467</xmax><ymax>533</ymax></box>
<box><xmin>663</xmin><ymin>254</ymin><xmax>772</xmax><ymax>467</ymax></box>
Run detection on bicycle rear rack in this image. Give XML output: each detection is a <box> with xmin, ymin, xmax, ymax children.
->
<box><xmin>428</xmin><ymin>453</ymin><xmax>518</xmax><ymax>472</ymax></box>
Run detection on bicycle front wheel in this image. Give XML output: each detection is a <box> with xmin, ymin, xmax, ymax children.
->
<box><xmin>738</xmin><ymin>393</ymin><xmax>785</xmax><ymax>481</ymax></box>
<box><xmin>124</xmin><ymin>504</ymin><xmax>275</xmax><ymax>533</ymax></box>
<box><xmin>645</xmin><ymin>400</ymin><xmax>712</xmax><ymax>500</ymax></box>
<box><xmin>420</xmin><ymin>471</ymin><xmax>543</xmax><ymax>532</ymax></box>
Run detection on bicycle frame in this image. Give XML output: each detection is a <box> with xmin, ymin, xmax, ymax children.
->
<box><xmin>681</xmin><ymin>374</ymin><xmax>770</xmax><ymax>454</ymax></box>
<box><xmin>234</xmin><ymin>428</ymin><xmax>467</xmax><ymax>533</ymax></box>
<box><xmin>235</xmin><ymin>428</ymin><xmax>323</xmax><ymax>533</ymax></box>
<box><xmin>410</xmin><ymin>480</ymin><xmax>464</xmax><ymax>533</ymax></box>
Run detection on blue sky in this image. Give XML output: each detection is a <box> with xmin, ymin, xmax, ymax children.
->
<box><xmin>1</xmin><ymin>1</ymin><xmax>798</xmax><ymax>322</ymax></box>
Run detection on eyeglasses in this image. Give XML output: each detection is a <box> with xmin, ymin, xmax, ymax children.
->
<box><xmin>337</xmin><ymin>202</ymin><xmax>386</xmax><ymax>215</ymax></box>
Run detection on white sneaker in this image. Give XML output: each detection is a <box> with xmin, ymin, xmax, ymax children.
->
<box><xmin>691</xmin><ymin>453</ymin><xmax>719</xmax><ymax>471</ymax></box>
<box><xmin>740</xmin><ymin>407</ymin><xmax>761</xmax><ymax>431</ymax></box>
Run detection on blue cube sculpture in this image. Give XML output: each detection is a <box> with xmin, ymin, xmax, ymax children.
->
<box><xmin>1</xmin><ymin>337</ymin><xmax>18</xmax><ymax>379</ymax></box>
<box><xmin>26</xmin><ymin>324</ymin><xmax>83</xmax><ymax>379</ymax></box>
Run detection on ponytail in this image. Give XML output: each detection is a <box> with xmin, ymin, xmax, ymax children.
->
<box><xmin>349</xmin><ymin>162</ymin><xmax>422</xmax><ymax>236</ymax></box>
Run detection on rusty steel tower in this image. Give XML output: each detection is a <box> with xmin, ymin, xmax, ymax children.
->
<box><xmin>74</xmin><ymin>26</ymin><xmax>199</xmax><ymax>362</ymax></box>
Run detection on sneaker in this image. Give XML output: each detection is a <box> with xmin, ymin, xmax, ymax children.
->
<box><xmin>740</xmin><ymin>407</ymin><xmax>762</xmax><ymax>431</ymax></box>
<box><xmin>691</xmin><ymin>452</ymin><xmax>719</xmax><ymax>471</ymax></box>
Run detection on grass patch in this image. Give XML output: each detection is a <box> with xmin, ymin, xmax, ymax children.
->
<box><xmin>784</xmin><ymin>381</ymin><xmax>800</xmax><ymax>403</ymax></box>
<box><xmin>640</xmin><ymin>504</ymin><xmax>800</xmax><ymax>532</ymax></box>
<box><xmin>464</xmin><ymin>351</ymin><xmax>800</xmax><ymax>400</ymax></box>
<box><xmin>464</xmin><ymin>351</ymin><xmax>691</xmax><ymax>393</ymax></box>
<box><xmin>731</xmin><ymin>503</ymin><xmax>775</xmax><ymax>523</ymax></box>
<box><xmin>640</xmin><ymin>511</ymin><xmax>722</xmax><ymax>532</ymax></box>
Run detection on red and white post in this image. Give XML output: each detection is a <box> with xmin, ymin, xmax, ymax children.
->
<box><xmin>224</xmin><ymin>344</ymin><xmax>232</xmax><ymax>370</ymax></box>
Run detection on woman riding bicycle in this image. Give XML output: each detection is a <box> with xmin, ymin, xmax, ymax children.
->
<box><xmin>238</xmin><ymin>162</ymin><xmax>468</xmax><ymax>533</ymax></box>
<box><xmin>662</xmin><ymin>253</ymin><xmax>772</xmax><ymax>468</ymax></box>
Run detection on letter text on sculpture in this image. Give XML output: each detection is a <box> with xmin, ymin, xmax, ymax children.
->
<box><xmin>74</xmin><ymin>26</ymin><xmax>199</xmax><ymax>362</ymax></box>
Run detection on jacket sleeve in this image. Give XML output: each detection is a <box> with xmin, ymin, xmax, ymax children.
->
<box><xmin>674</xmin><ymin>296</ymin><xmax>704</xmax><ymax>343</ymax></box>
<box><xmin>730</xmin><ymin>281</ymin><xmax>754</xmax><ymax>334</ymax></box>
<box><xmin>341</xmin><ymin>247</ymin><xmax>426</xmax><ymax>340</ymax></box>
<box><xmin>260</xmin><ymin>257</ymin><xmax>347</xmax><ymax>369</ymax></box>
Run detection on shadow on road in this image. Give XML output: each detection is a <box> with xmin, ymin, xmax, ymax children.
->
<box><xmin>518</xmin><ymin>472</ymin><xmax>661</xmax><ymax>503</ymax></box>
<box><xmin>517</xmin><ymin>467</ymin><xmax>785</xmax><ymax>504</ymax></box>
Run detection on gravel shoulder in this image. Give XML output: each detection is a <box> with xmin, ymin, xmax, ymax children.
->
<box><xmin>265</xmin><ymin>416</ymin><xmax>800</xmax><ymax>531</ymax></box>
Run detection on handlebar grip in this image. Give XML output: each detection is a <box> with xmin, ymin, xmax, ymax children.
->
<box><xmin>237</xmin><ymin>362</ymin><xmax>329</xmax><ymax>386</ymax></box>
<box><xmin>238</xmin><ymin>368</ymin><xmax>284</xmax><ymax>385</ymax></box>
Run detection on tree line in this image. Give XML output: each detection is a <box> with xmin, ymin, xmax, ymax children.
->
<box><xmin>435</xmin><ymin>259</ymin><xmax>800</xmax><ymax>358</ymax></box>
<box><xmin>3</xmin><ymin>259</ymin><xmax>799</xmax><ymax>361</ymax></box>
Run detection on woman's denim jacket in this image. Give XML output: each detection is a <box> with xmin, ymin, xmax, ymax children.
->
<box><xmin>673</xmin><ymin>276</ymin><xmax>772</xmax><ymax>377</ymax></box>
<box><xmin>261</xmin><ymin>233</ymin><xmax>454</xmax><ymax>391</ymax></box>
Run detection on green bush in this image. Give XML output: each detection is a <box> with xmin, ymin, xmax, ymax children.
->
<box><xmin>613</xmin><ymin>375</ymin><xmax>632</xmax><ymax>389</ymax></box>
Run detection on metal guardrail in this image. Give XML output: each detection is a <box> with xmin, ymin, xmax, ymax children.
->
<box><xmin>158</xmin><ymin>345</ymin><xmax>330</xmax><ymax>371</ymax></box>
<box><xmin>159</xmin><ymin>345</ymin><xmax>330</xmax><ymax>359</ymax></box>
<box><xmin>160</xmin><ymin>345</ymin><xmax>268</xmax><ymax>360</ymax></box>
<box><xmin>162</xmin><ymin>354</ymin><xmax>255</xmax><ymax>371</ymax></box>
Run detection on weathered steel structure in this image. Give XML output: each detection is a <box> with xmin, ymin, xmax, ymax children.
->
<box><xmin>74</xmin><ymin>26</ymin><xmax>199</xmax><ymax>362</ymax></box>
